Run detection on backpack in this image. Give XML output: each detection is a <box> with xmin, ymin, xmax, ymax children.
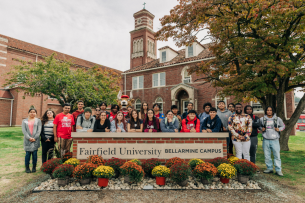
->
<box><xmin>263</xmin><ymin>116</ymin><xmax>278</xmax><ymax>128</ymax></box>
<box><xmin>77</xmin><ymin>114</ymin><xmax>94</xmax><ymax>126</ymax></box>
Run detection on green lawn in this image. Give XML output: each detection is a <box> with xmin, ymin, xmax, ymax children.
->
<box><xmin>0</xmin><ymin>127</ymin><xmax>304</xmax><ymax>197</ymax></box>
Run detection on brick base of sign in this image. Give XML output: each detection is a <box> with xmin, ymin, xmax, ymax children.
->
<box><xmin>72</xmin><ymin>136</ymin><xmax>227</xmax><ymax>163</ymax></box>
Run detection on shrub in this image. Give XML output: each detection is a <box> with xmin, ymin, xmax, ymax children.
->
<box><xmin>228</xmin><ymin>156</ymin><xmax>239</xmax><ymax>165</ymax></box>
<box><xmin>193</xmin><ymin>162</ymin><xmax>218</xmax><ymax>181</ymax></box>
<box><xmin>128</xmin><ymin>159</ymin><xmax>142</xmax><ymax>166</ymax></box>
<box><xmin>165</xmin><ymin>157</ymin><xmax>186</xmax><ymax>168</ymax></box>
<box><xmin>105</xmin><ymin>157</ymin><xmax>125</xmax><ymax>171</ymax></box>
<box><xmin>234</xmin><ymin>159</ymin><xmax>259</xmax><ymax>177</ymax></box>
<box><xmin>64</xmin><ymin>158</ymin><xmax>80</xmax><ymax>167</ymax></box>
<box><xmin>86</xmin><ymin>155</ymin><xmax>105</xmax><ymax>166</ymax></box>
<box><xmin>73</xmin><ymin>163</ymin><xmax>97</xmax><ymax>179</ymax></box>
<box><xmin>217</xmin><ymin>163</ymin><xmax>237</xmax><ymax>179</ymax></box>
<box><xmin>188</xmin><ymin>158</ymin><xmax>204</xmax><ymax>170</ymax></box>
<box><xmin>93</xmin><ymin>165</ymin><xmax>115</xmax><ymax>179</ymax></box>
<box><xmin>62</xmin><ymin>152</ymin><xmax>73</xmax><ymax>163</ymax></box>
<box><xmin>208</xmin><ymin>157</ymin><xmax>230</xmax><ymax>168</ymax></box>
<box><xmin>142</xmin><ymin>158</ymin><xmax>161</xmax><ymax>176</ymax></box>
<box><xmin>40</xmin><ymin>158</ymin><xmax>62</xmax><ymax>174</ymax></box>
<box><xmin>170</xmin><ymin>162</ymin><xmax>191</xmax><ymax>183</ymax></box>
<box><xmin>120</xmin><ymin>162</ymin><xmax>145</xmax><ymax>183</ymax></box>
<box><xmin>152</xmin><ymin>166</ymin><xmax>170</xmax><ymax>178</ymax></box>
<box><xmin>52</xmin><ymin>164</ymin><xmax>74</xmax><ymax>179</ymax></box>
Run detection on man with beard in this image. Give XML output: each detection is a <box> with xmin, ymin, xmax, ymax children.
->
<box><xmin>228</xmin><ymin>103</ymin><xmax>252</xmax><ymax>161</ymax></box>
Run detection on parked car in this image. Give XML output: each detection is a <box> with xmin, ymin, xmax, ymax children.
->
<box><xmin>296</xmin><ymin>115</ymin><xmax>305</xmax><ymax>131</ymax></box>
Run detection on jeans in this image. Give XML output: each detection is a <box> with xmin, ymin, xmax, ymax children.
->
<box><xmin>233</xmin><ymin>140</ymin><xmax>251</xmax><ymax>161</ymax></box>
<box><xmin>42</xmin><ymin>141</ymin><xmax>55</xmax><ymax>164</ymax></box>
<box><xmin>262</xmin><ymin>139</ymin><xmax>282</xmax><ymax>172</ymax></box>
<box><xmin>25</xmin><ymin>150</ymin><xmax>37</xmax><ymax>166</ymax></box>
<box><xmin>250</xmin><ymin>136</ymin><xmax>258</xmax><ymax>163</ymax></box>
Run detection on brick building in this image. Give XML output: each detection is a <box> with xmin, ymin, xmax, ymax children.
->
<box><xmin>0</xmin><ymin>34</ymin><xmax>121</xmax><ymax>127</ymax></box>
<box><xmin>122</xmin><ymin>9</ymin><xmax>295</xmax><ymax>134</ymax></box>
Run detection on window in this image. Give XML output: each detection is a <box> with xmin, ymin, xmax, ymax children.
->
<box><xmin>215</xmin><ymin>96</ymin><xmax>227</xmax><ymax>108</ymax></box>
<box><xmin>155</xmin><ymin>97</ymin><xmax>163</xmax><ymax>113</ymax></box>
<box><xmin>298</xmin><ymin>119</ymin><xmax>302</xmax><ymax>124</ymax></box>
<box><xmin>183</xmin><ymin>100</ymin><xmax>189</xmax><ymax>112</ymax></box>
<box><xmin>188</xmin><ymin>45</ymin><xmax>193</xmax><ymax>57</ymax></box>
<box><xmin>183</xmin><ymin>69</ymin><xmax>191</xmax><ymax>84</ymax></box>
<box><xmin>152</xmin><ymin>73</ymin><xmax>166</xmax><ymax>87</ymax></box>
<box><xmin>162</xmin><ymin>51</ymin><xmax>166</xmax><ymax>62</ymax></box>
<box><xmin>132</xmin><ymin>76</ymin><xmax>144</xmax><ymax>89</ymax></box>
<box><xmin>135</xmin><ymin>99</ymin><xmax>141</xmax><ymax>111</ymax></box>
<box><xmin>252</xmin><ymin>101</ymin><xmax>263</xmax><ymax>112</ymax></box>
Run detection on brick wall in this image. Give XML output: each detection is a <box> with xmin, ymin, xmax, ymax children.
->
<box><xmin>0</xmin><ymin>99</ymin><xmax>12</xmax><ymax>126</ymax></box>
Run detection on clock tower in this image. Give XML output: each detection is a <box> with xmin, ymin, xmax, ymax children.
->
<box><xmin>130</xmin><ymin>9</ymin><xmax>157</xmax><ymax>69</ymax></box>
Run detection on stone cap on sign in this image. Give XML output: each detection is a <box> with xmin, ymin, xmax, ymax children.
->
<box><xmin>71</xmin><ymin>132</ymin><xmax>229</xmax><ymax>138</ymax></box>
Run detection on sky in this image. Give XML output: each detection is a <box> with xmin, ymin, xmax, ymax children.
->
<box><xmin>0</xmin><ymin>0</ymin><xmax>303</xmax><ymax>98</ymax></box>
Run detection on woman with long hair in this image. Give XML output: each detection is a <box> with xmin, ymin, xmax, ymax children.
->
<box><xmin>139</xmin><ymin>102</ymin><xmax>148</xmax><ymax>120</ymax></box>
<box><xmin>40</xmin><ymin>109</ymin><xmax>56</xmax><ymax>164</ymax></box>
<box><xmin>109</xmin><ymin>104</ymin><xmax>120</xmax><ymax>122</ymax></box>
<box><xmin>125</xmin><ymin>106</ymin><xmax>133</xmax><ymax>121</ymax></box>
<box><xmin>93</xmin><ymin>111</ymin><xmax>111</xmax><ymax>132</ymax></box>
<box><xmin>110</xmin><ymin>111</ymin><xmax>126</xmax><ymax>132</ymax></box>
<box><xmin>22</xmin><ymin>108</ymin><xmax>42</xmax><ymax>173</ymax></box>
<box><xmin>143</xmin><ymin>109</ymin><xmax>160</xmax><ymax>132</ymax></box>
<box><xmin>127</xmin><ymin>109</ymin><xmax>143</xmax><ymax>132</ymax></box>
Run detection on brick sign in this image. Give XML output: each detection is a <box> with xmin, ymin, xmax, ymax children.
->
<box><xmin>76</xmin><ymin>143</ymin><xmax>223</xmax><ymax>159</ymax></box>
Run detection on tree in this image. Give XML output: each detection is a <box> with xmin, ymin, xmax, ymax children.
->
<box><xmin>4</xmin><ymin>53</ymin><xmax>121</xmax><ymax>112</ymax></box>
<box><xmin>155</xmin><ymin>0</ymin><xmax>305</xmax><ymax>150</ymax></box>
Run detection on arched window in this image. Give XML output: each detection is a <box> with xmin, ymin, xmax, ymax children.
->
<box><xmin>155</xmin><ymin>97</ymin><xmax>163</xmax><ymax>113</ymax></box>
<box><xmin>135</xmin><ymin>99</ymin><xmax>141</xmax><ymax>111</ymax></box>
<box><xmin>182</xmin><ymin>66</ymin><xmax>191</xmax><ymax>84</ymax></box>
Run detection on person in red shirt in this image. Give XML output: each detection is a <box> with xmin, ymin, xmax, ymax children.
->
<box><xmin>72</xmin><ymin>100</ymin><xmax>84</xmax><ymax>132</ymax></box>
<box><xmin>109</xmin><ymin>104</ymin><xmax>119</xmax><ymax>123</ymax></box>
<box><xmin>181</xmin><ymin>110</ymin><xmax>201</xmax><ymax>133</ymax></box>
<box><xmin>143</xmin><ymin>109</ymin><xmax>160</xmax><ymax>132</ymax></box>
<box><xmin>53</xmin><ymin>103</ymin><xmax>75</xmax><ymax>156</ymax></box>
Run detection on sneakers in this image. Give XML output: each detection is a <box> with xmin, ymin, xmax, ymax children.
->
<box><xmin>263</xmin><ymin>169</ymin><xmax>274</xmax><ymax>173</ymax></box>
<box><xmin>276</xmin><ymin>171</ymin><xmax>284</xmax><ymax>176</ymax></box>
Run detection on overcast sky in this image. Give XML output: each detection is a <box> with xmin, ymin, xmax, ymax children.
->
<box><xmin>0</xmin><ymin>0</ymin><xmax>303</xmax><ymax>98</ymax></box>
<box><xmin>0</xmin><ymin>0</ymin><xmax>187</xmax><ymax>72</ymax></box>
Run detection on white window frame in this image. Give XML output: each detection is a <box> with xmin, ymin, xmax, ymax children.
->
<box><xmin>155</xmin><ymin>97</ymin><xmax>164</xmax><ymax>113</ymax></box>
<box><xmin>152</xmin><ymin>72</ymin><xmax>166</xmax><ymax>87</ymax></box>
<box><xmin>182</xmin><ymin>66</ymin><xmax>191</xmax><ymax>84</ymax></box>
<box><xmin>161</xmin><ymin>51</ymin><xmax>166</xmax><ymax>62</ymax></box>
<box><xmin>215</xmin><ymin>96</ymin><xmax>227</xmax><ymax>108</ymax></box>
<box><xmin>188</xmin><ymin>45</ymin><xmax>193</xmax><ymax>57</ymax></box>
<box><xmin>182</xmin><ymin>100</ymin><xmax>189</xmax><ymax>113</ymax></box>
<box><xmin>135</xmin><ymin>99</ymin><xmax>141</xmax><ymax>111</ymax></box>
<box><xmin>132</xmin><ymin>76</ymin><xmax>144</xmax><ymax>90</ymax></box>
<box><xmin>250</xmin><ymin>101</ymin><xmax>264</xmax><ymax>113</ymax></box>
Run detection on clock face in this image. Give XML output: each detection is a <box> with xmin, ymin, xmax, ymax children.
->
<box><xmin>137</xmin><ymin>18</ymin><xmax>142</xmax><ymax>24</ymax></box>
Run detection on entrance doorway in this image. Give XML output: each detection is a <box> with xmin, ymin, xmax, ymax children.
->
<box><xmin>176</xmin><ymin>90</ymin><xmax>189</xmax><ymax>114</ymax></box>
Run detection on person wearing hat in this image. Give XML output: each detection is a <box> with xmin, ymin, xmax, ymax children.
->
<box><xmin>76</xmin><ymin>107</ymin><xmax>96</xmax><ymax>132</ymax></box>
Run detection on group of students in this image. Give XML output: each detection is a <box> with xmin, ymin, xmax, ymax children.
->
<box><xmin>22</xmin><ymin>100</ymin><xmax>285</xmax><ymax>176</ymax></box>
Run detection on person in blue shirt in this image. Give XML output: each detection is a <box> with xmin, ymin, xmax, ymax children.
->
<box><xmin>198</xmin><ymin>102</ymin><xmax>212</xmax><ymax>128</ymax></box>
<box><xmin>201</xmin><ymin>107</ymin><xmax>222</xmax><ymax>133</ymax></box>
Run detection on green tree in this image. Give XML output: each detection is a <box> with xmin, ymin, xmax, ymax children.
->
<box><xmin>4</xmin><ymin>53</ymin><xmax>121</xmax><ymax>112</ymax></box>
<box><xmin>155</xmin><ymin>0</ymin><xmax>305</xmax><ymax>150</ymax></box>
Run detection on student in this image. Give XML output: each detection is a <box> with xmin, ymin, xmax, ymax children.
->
<box><xmin>201</xmin><ymin>107</ymin><xmax>222</xmax><ymax>133</ymax></box>
<box><xmin>110</xmin><ymin>111</ymin><xmax>126</xmax><ymax>132</ymax></box>
<box><xmin>93</xmin><ymin>112</ymin><xmax>111</xmax><ymax>132</ymax></box>
<box><xmin>127</xmin><ymin>109</ymin><xmax>143</xmax><ymax>132</ymax></box>
<box><xmin>153</xmin><ymin>103</ymin><xmax>165</xmax><ymax>120</ymax></box>
<box><xmin>22</xmin><ymin>108</ymin><xmax>42</xmax><ymax>173</ymax></box>
<box><xmin>139</xmin><ymin>102</ymin><xmax>148</xmax><ymax>120</ymax></box>
<box><xmin>228</xmin><ymin>103</ymin><xmax>252</xmax><ymax>161</ymax></box>
<box><xmin>94</xmin><ymin>107</ymin><xmax>101</xmax><ymax>119</ymax></box>
<box><xmin>171</xmin><ymin>105</ymin><xmax>182</xmax><ymax>130</ymax></box>
<box><xmin>76</xmin><ymin>107</ymin><xmax>96</xmax><ymax>132</ymax></box>
<box><xmin>53</xmin><ymin>103</ymin><xmax>75</xmax><ymax>156</ymax></box>
<box><xmin>143</xmin><ymin>109</ymin><xmax>160</xmax><ymax>132</ymax></box>
<box><xmin>244</xmin><ymin>105</ymin><xmax>261</xmax><ymax>164</ymax></box>
<box><xmin>260</xmin><ymin>106</ymin><xmax>285</xmax><ymax>176</ymax></box>
<box><xmin>181</xmin><ymin>110</ymin><xmax>201</xmax><ymax>133</ymax></box>
<box><xmin>109</xmin><ymin>104</ymin><xmax>119</xmax><ymax>122</ymax></box>
<box><xmin>160</xmin><ymin>110</ymin><xmax>179</xmax><ymax>132</ymax></box>
<box><xmin>100</xmin><ymin>102</ymin><xmax>110</xmax><ymax>118</ymax></box>
<box><xmin>217</xmin><ymin>101</ymin><xmax>233</xmax><ymax>153</ymax></box>
<box><xmin>228</xmin><ymin>103</ymin><xmax>236</xmax><ymax>114</ymax></box>
<box><xmin>198</xmin><ymin>102</ymin><xmax>212</xmax><ymax>127</ymax></box>
<box><xmin>72</xmin><ymin>100</ymin><xmax>84</xmax><ymax>132</ymax></box>
<box><xmin>125</xmin><ymin>106</ymin><xmax>133</xmax><ymax>121</ymax></box>
<box><xmin>181</xmin><ymin>102</ymin><xmax>198</xmax><ymax>120</ymax></box>
<box><xmin>40</xmin><ymin>109</ymin><xmax>56</xmax><ymax>164</ymax></box>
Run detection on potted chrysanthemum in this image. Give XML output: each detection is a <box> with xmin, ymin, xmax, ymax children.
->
<box><xmin>93</xmin><ymin>165</ymin><xmax>115</xmax><ymax>187</ymax></box>
<box><xmin>170</xmin><ymin>162</ymin><xmax>191</xmax><ymax>187</ymax></box>
<box><xmin>193</xmin><ymin>162</ymin><xmax>218</xmax><ymax>184</ymax></box>
<box><xmin>142</xmin><ymin>158</ymin><xmax>161</xmax><ymax>178</ymax></box>
<box><xmin>188</xmin><ymin>158</ymin><xmax>204</xmax><ymax>171</ymax></box>
<box><xmin>73</xmin><ymin>163</ymin><xmax>97</xmax><ymax>185</ymax></box>
<box><xmin>53</xmin><ymin>164</ymin><xmax>74</xmax><ymax>186</ymax></box>
<box><xmin>151</xmin><ymin>165</ymin><xmax>170</xmax><ymax>186</ymax></box>
<box><xmin>217</xmin><ymin>163</ymin><xmax>237</xmax><ymax>184</ymax></box>
<box><xmin>105</xmin><ymin>157</ymin><xmax>125</xmax><ymax>178</ymax></box>
<box><xmin>120</xmin><ymin>162</ymin><xmax>145</xmax><ymax>184</ymax></box>
<box><xmin>234</xmin><ymin>159</ymin><xmax>259</xmax><ymax>184</ymax></box>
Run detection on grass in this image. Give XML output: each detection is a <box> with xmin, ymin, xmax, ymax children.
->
<box><xmin>0</xmin><ymin>127</ymin><xmax>304</xmax><ymax>197</ymax></box>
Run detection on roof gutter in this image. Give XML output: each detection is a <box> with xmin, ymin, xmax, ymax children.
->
<box><xmin>121</xmin><ymin>57</ymin><xmax>215</xmax><ymax>75</ymax></box>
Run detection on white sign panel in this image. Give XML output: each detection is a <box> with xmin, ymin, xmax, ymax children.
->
<box><xmin>77</xmin><ymin>144</ymin><xmax>223</xmax><ymax>159</ymax></box>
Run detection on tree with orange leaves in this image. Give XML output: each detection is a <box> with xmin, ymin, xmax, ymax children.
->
<box><xmin>156</xmin><ymin>0</ymin><xmax>305</xmax><ymax>151</ymax></box>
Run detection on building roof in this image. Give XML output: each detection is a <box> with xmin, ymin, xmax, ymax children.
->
<box><xmin>0</xmin><ymin>89</ymin><xmax>14</xmax><ymax>99</ymax></box>
<box><xmin>0</xmin><ymin>34</ymin><xmax>121</xmax><ymax>74</ymax></box>
<box><xmin>124</xmin><ymin>43</ymin><xmax>215</xmax><ymax>74</ymax></box>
